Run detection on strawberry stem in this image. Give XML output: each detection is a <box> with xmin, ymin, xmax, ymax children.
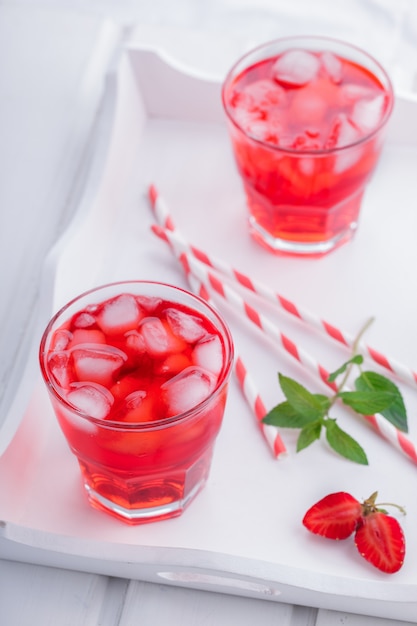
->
<box><xmin>375</xmin><ymin>502</ymin><xmax>407</xmax><ymax>515</ymax></box>
<box><xmin>362</xmin><ymin>491</ymin><xmax>406</xmax><ymax>516</ymax></box>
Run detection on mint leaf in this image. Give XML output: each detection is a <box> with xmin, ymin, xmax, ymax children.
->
<box><xmin>355</xmin><ymin>371</ymin><xmax>408</xmax><ymax>433</ymax></box>
<box><xmin>297</xmin><ymin>421</ymin><xmax>322</xmax><ymax>452</ymax></box>
<box><xmin>338</xmin><ymin>390</ymin><xmax>397</xmax><ymax>415</ymax></box>
<box><xmin>278</xmin><ymin>374</ymin><xmax>330</xmax><ymax>420</ymax></box>
<box><xmin>325</xmin><ymin>419</ymin><xmax>368</xmax><ymax>465</ymax></box>
<box><xmin>262</xmin><ymin>401</ymin><xmax>317</xmax><ymax>428</ymax></box>
<box><xmin>327</xmin><ymin>355</ymin><xmax>364</xmax><ymax>383</ymax></box>
<box><xmin>267</xmin><ymin>324</ymin><xmax>409</xmax><ymax>466</ymax></box>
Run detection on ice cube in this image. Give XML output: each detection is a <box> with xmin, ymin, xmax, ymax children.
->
<box><xmin>229</xmin><ymin>88</ymin><xmax>255</xmax><ymax>112</ymax></box>
<box><xmin>125</xmin><ymin>330</ymin><xmax>146</xmax><ymax>354</ymax></box>
<box><xmin>244</xmin><ymin>119</ymin><xmax>281</xmax><ymax>144</ymax></box>
<box><xmin>232</xmin><ymin>106</ymin><xmax>262</xmax><ymax>134</ymax></box>
<box><xmin>69</xmin><ymin>328</ymin><xmax>106</xmax><ymax>347</ymax></box>
<box><xmin>340</xmin><ymin>83</ymin><xmax>374</xmax><ymax>103</ymax></box>
<box><xmin>162</xmin><ymin>366</ymin><xmax>216</xmax><ymax>416</ymax></box>
<box><xmin>241</xmin><ymin>79</ymin><xmax>286</xmax><ymax>109</ymax></box>
<box><xmin>350</xmin><ymin>94</ymin><xmax>386</xmax><ymax>132</ymax></box>
<box><xmin>165</xmin><ymin>307</ymin><xmax>207</xmax><ymax>343</ymax></box>
<box><xmin>326</xmin><ymin>114</ymin><xmax>362</xmax><ymax>173</ymax></box>
<box><xmin>135</xmin><ymin>295</ymin><xmax>162</xmax><ymax>312</ymax></box>
<box><xmin>290</xmin><ymin>87</ymin><xmax>327</xmax><ymax>126</ymax></box>
<box><xmin>47</xmin><ymin>351</ymin><xmax>73</xmax><ymax>389</ymax></box>
<box><xmin>72</xmin><ymin>345</ymin><xmax>127</xmax><ymax>386</ymax></box>
<box><xmin>66</xmin><ymin>382</ymin><xmax>114</xmax><ymax>420</ymax></box>
<box><xmin>140</xmin><ymin>317</ymin><xmax>186</xmax><ymax>356</ymax></box>
<box><xmin>50</xmin><ymin>329</ymin><xmax>72</xmax><ymax>352</ymax></box>
<box><xmin>321</xmin><ymin>51</ymin><xmax>342</xmax><ymax>83</ymax></box>
<box><xmin>326</xmin><ymin>113</ymin><xmax>361</xmax><ymax>149</ymax></box>
<box><xmin>192</xmin><ymin>334</ymin><xmax>223</xmax><ymax>376</ymax></box>
<box><xmin>72</xmin><ymin>311</ymin><xmax>96</xmax><ymax>328</ymax></box>
<box><xmin>272</xmin><ymin>50</ymin><xmax>320</xmax><ymax>87</ymax></box>
<box><xmin>115</xmin><ymin>390</ymin><xmax>154</xmax><ymax>423</ymax></box>
<box><xmin>139</xmin><ymin>317</ymin><xmax>169</xmax><ymax>355</ymax></box>
<box><xmin>97</xmin><ymin>294</ymin><xmax>142</xmax><ymax>335</ymax></box>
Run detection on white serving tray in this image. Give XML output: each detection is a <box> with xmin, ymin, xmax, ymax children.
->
<box><xmin>1</xmin><ymin>39</ymin><xmax>417</xmax><ymax>622</ymax></box>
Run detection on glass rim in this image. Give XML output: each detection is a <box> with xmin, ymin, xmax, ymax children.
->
<box><xmin>39</xmin><ymin>280</ymin><xmax>234</xmax><ymax>429</ymax></box>
<box><xmin>221</xmin><ymin>34</ymin><xmax>395</xmax><ymax>156</ymax></box>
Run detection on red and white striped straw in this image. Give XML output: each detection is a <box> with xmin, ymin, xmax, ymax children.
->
<box><xmin>188</xmin><ymin>274</ymin><xmax>288</xmax><ymax>459</ymax></box>
<box><xmin>149</xmin><ymin>185</ymin><xmax>175</xmax><ymax>232</ymax></box>
<box><xmin>233</xmin><ymin>355</ymin><xmax>288</xmax><ymax>458</ymax></box>
<box><xmin>149</xmin><ymin>186</ymin><xmax>417</xmax><ymax>389</ymax></box>
<box><xmin>148</xmin><ymin>185</ymin><xmax>287</xmax><ymax>458</ymax></box>
<box><xmin>360</xmin><ymin>413</ymin><xmax>417</xmax><ymax>463</ymax></box>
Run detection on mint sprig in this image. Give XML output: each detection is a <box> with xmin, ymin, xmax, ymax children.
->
<box><xmin>262</xmin><ymin>322</ymin><xmax>408</xmax><ymax>464</ymax></box>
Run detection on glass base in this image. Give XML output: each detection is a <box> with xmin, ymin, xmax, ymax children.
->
<box><xmin>248</xmin><ymin>216</ymin><xmax>358</xmax><ymax>256</ymax></box>
<box><xmin>84</xmin><ymin>475</ymin><xmax>206</xmax><ymax>524</ymax></box>
<box><xmin>78</xmin><ymin>448</ymin><xmax>214</xmax><ymax>524</ymax></box>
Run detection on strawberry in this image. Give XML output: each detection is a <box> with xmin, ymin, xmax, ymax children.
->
<box><xmin>355</xmin><ymin>512</ymin><xmax>405</xmax><ymax>574</ymax></box>
<box><xmin>303</xmin><ymin>490</ymin><xmax>406</xmax><ymax>573</ymax></box>
<box><xmin>302</xmin><ymin>491</ymin><xmax>362</xmax><ymax>539</ymax></box>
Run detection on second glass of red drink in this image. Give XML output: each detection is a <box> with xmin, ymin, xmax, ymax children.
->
<box><xmin>222</xmin><ymin>36</ymin><xmax>394</xmax><ymax>255</ymax></box>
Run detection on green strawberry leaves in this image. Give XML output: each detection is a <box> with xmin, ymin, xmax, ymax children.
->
<box><xmin>262</xmin><ymin>351</ymin><xmax>409</xmax><ymax>464</ymax></box>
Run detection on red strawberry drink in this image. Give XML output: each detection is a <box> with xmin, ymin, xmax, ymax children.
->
<box><xmin>222</xmin><ymin>37</ymin><xmax>394</xmax><ymax>255</ymax></box>
<box><xmin>40</xmin><ymin>282</ymin><xmax>234</xmax><ymax>523</ymax></box>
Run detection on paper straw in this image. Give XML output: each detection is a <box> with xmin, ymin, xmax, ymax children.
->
<box><xmin>188</xmin><ymin>275</ymin><xmax>288</xmax><ymax>459</ymax></box>
<box><xmin>233</xmin><ymin>355</ymin><xmax>288</xmax><ymax>458</ymax></box>
<box><xmin>149</xmin><ymin>184</ymin><xmax>175</xmax><ymax>231</ymax></box>
<box><xmin>148</xmin><ymin>199</ymin><xmax>417</xmax><ymax>389</ymax></box>
<box><xmin>148</xmin><ymin>185</ymin><xmax>287</xmax><ymax>458</ymax></box>
<box><xmin>360</xmin><ymin>413</ymin><xmax>417</xmax><ymax>462</ymax></box>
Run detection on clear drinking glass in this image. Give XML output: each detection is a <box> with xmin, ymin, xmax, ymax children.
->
<box><xmin>39</xmin><ymin>281</ymin><xmax>234</xmax><ymax>524</ymax></box>
<box><xmin>222</xmin><ymin>36</ymin><xmax>394</xmax><ymax>255</ymax></box>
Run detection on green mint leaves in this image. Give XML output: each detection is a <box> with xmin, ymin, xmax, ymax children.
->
<box><xmin>353</xmin><ymin>371</ymin><xmax>407</xmax><ymax>432</ymax></box>
<box><xmin>262</xmin><ymin>354</ymin><xmax>408</xmax><ymax>465</ymax></box>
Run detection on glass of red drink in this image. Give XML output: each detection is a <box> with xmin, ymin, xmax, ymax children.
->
<box><xmin>222</xmin><ymin>36</ymin><xmax>394</xmax><ymax>255</ymax></box>
<box><xmin>39</xmin><ymin>281</ymin><xmax>234</xmax><ymax>524</ymax></box>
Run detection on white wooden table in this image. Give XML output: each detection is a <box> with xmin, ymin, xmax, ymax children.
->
<box><xmin>1</xmin><ymin>3</ymin><xmax>417</xmax><ymax>624</ymax></box>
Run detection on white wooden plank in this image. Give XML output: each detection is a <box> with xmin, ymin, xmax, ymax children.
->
<box><xmin>97</xmin><ymin>577</ymin><xmax>131</xmax><ymax>626</ymax></box>
<box><xmin>316</xmin><ymin>608</ymin><xmax>416</xmax><ymax>626</ymax></box>
<box><xmin>0</xmin><ymin>561</ymin><xmax>108</xmax><ymax>626</ymax></box>
<box><xmin>119</xmin><ymin>580</ymin><xmax>317</xmax><ymax>626</ymax></box>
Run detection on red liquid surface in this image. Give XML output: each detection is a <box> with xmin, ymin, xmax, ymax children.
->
<box><xmin>223</xmin><ymin>48</ymin><xmax>392</xmax><ymax>252</ymax></box>
<box><xmin>44</xmin><ymin>293</ymin><xmax>228</xmax><ymax>522</ymax></box>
